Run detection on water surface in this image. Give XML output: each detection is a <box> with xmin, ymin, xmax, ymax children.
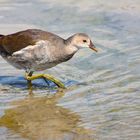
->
<box><xmin>0</xmin><ymin>0</ymin><xmax>140</xmax><ymax>140</ymax></box>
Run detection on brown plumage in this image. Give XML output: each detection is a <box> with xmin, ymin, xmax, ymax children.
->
<box><xmin>0</xmin><ymin>29</ymin><xmax>64</xmax><ymax>55</ymax></box>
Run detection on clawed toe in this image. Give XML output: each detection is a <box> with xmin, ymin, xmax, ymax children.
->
<box><xmin>42</xmin><ymin>77</ymin><xmax>50</xmax><ymax>87</ymax></box>
<box><xmin>25</xmin><ymin>73</ymin><xmax>66</xmax><ymax>92</ymax></box>
<box><xmin>42</xmin><ymin>74</ymin><xmax>65</xmax><ymax>89</ymax></box>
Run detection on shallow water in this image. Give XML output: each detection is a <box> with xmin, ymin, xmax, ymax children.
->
<box><xmin>0</xmin><ymin>0</ymin><xmax>140</xmax><ymax>140</ymax></box>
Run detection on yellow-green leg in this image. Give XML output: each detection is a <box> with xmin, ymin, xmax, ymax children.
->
<box><xmin>27</xmin><ymin>79</ymin><xmax>32</xmax><ymax>94</ymax></box>
<box><xmin>25</xmin><ymin>72</ymin><xmax>65</xmax><ymax>90</ymax></box>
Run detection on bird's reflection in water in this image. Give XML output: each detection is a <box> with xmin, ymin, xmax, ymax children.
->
<box><xmin>0</xmin><ymin>91</ymin><xmax>94</xmax><ymax>140</ymax></box>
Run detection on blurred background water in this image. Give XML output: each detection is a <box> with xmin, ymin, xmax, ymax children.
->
<box><xmin>0</xmin><ymin>0</ymin><xmax>140</xmax><ymax>140</ymax></box>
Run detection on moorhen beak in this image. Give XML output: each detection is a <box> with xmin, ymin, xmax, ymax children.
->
<box><xmin>89</xmin><ymin>40</ymin><xmax>98</xmax><ymax>52</ymax></box>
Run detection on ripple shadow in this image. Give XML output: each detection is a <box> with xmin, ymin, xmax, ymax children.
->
<box><xmin>0</xmin><ymin>76</ymin><xmax>77</xmax><ymax>89</ymax></box>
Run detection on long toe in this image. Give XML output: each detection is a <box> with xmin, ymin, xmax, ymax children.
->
<box><xmin>43</xmin><ymin>74</ymin><xmax>66</xmax><ymax>89</ymax></box>
<box><xmin>42</xmin><ymin>77</ymin><xmax>50</xmax><ymax>87</ymax></box>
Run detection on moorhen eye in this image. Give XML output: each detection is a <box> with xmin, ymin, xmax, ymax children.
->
<box><xmin>83</xmin><ymin>40</ymin><xmax>87</xmax><ymax>43</ymax></box>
